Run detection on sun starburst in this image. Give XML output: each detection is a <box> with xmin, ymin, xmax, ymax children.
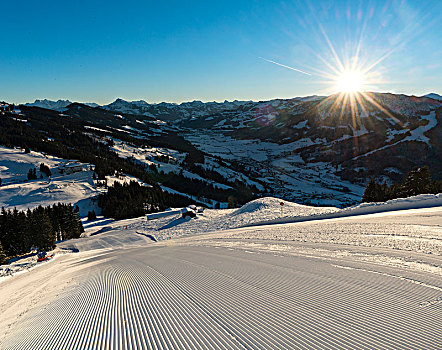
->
<box><xmin>335</xmin><ymin>69</ymin><xmax>365</xmax><ymax>94</ymax></box>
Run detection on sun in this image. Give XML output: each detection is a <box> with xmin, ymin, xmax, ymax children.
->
<box><xmin>335</xmin><ymin>70</ymin><xmax>365</xmax><ymax>93</ymax></box>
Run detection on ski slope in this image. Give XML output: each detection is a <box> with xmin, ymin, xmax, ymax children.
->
<box><xmin>1</xmin><ymin>198</ymin><xmax>441</xmax><ymax>349</ymax></box>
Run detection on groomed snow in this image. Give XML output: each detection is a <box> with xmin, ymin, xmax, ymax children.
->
<box><xmin>1</xmin><ymin>195</ymin><xmax>441</xmax><ymax>349</ymax></box>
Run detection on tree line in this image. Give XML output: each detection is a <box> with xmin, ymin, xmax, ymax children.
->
<box><xmin>98</xmin><ymin>181</ymin><xmax>195</xmax><ymax>220</ymax></box>
<box><xmin>362</xmin><ymin>166</ymin><xmax>442</xmax><ymax>203</ymax></box>
<box><xmin>0</xmin><ymin>203</ymin><xmax>84</xmax><ymax>264</ymax></box>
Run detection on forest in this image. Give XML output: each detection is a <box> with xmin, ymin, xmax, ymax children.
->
<box><xmin>362</xmin><ymin>166</ymin><xmax>442</xmax><ymax>203</ymax></box>
<box><xmin>98</xmin><ymin>181</ymin><xmax>196</xmax><ymax>220</ymax></box>
<box><xmin>0</xmin><ymin>203</ymin><xmax>84</xmax><ymax>264</ymax></box>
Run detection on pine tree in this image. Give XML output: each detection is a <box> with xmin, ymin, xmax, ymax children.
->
<box><xmin>87</xmin><ymin>210</ymin><xmax>97</xmax><ymax>221</ymax></box>
<box><xmin>27</xmin><ymin>168</ymin><xmax>34</xmax><ymax>180</ymax></box>
<box><xmin>388</xmin><ymin>183</ymin><xmax>400</xmax><ymax>200</ymax></box>
<box><xmin>430</xmin><ymin>179</ymin><xmax>442</xmax><ymax>194</ymax></box>
<box><xmin>0</xmin><ymin>242</ymin><xmax>8</xmax><ymax>265</ymax></box>
<box><xmin>361</xmin><ymin>178</ymin><xmax>376</xmax><ymax>202</ymax></box>
<box><xmin>29</xmin><ymin>206</ymin><xmax>54</xmax><ymax>250</ymax></box>
<box><xmin>399</xmin><ymin>166</ymin><xmax>431</xmax><ymax>197</ymax></box>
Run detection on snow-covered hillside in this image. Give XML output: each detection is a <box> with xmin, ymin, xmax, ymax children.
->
<box><xmin>14</xmin><ymin>92</ymin><xmax>442</xmax><ymax>207</ymax></box>
<box><xmin>57</xmin><ymin>194</ymin><xmax>442</xmax><ymax>252</ymax></box>
<box><xmin>0</xmin><ymin>146</ymin><xmax>99</xmax><ymax>216</ymax></box>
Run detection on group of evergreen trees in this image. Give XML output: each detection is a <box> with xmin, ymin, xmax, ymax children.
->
<box><xmin>362</xmin><ymin>166</ymin><xmax>442</xmax><ymax>203</ymax></box>
<box><xmin>27</xmin><ymin>167</ymin><xmax>37</xmax><ymax>180</ymax></box>
<box><xmin>98</xmin><ymin>181</ymin><xmax>194</xmax><ymax>220</ymax></box>
<box><xmin>0</xmin><ymin>203</ymin><xmax>84</xmax><ymax>262</ymax></box>
<box><xmin>39</xmin><ymin>163</ymin><xmax>51</xmax><ymax>177</ymax></box>
<box><xmin>87</xmin><ymin>210</ymin><xmax>97</xmax><ymax>221</ymax></box>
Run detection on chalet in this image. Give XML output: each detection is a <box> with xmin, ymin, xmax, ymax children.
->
<box><xmin>59</xmin><ymin>162</ymin><xmax>83</xmax><ymax>175</ymax></box>
<box><xmin>181</xmin><ymin>207</ymin><xmax>197</xmax><ymax>219</ymax></box>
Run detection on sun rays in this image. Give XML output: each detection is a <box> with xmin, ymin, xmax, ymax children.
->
<box><xmin>258</xmin><ymin>1</ymin><xmax>438</xmax><ymax>140</ymax></box>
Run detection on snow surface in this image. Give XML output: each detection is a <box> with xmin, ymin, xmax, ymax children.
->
<box><xmin>1</xmin><ymin>194</ymin><xmax>441</xmax><ymax>349</ymax></box>
<box><xmin>185</xmin><ymin>131</ymin><xmax>364</xmax><ymax>206</ymax></box>
<box><xmin>0</xmin><ymin>146</ymin><xmax>100</xmax><ymax>216</ymax></box>
<box><xmin>401</xmin><ymin>110</ymin><xmax>437</xmax><ymax>144</ymax></box>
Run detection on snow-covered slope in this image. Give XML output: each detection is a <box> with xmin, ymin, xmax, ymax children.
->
<box><xmin>0</xmin><ymin>146</ymin><xmax>100</xmax><ymax>216</ymax></box>
<box><xmin>1</xmin><ymin>196</ymin><xmax>441</xmax><ymax>349</ymax></box>
<box><xmin>56</xmin><ymin>194</ymin><xmax>441</xmax><ymax>250</ymax></box>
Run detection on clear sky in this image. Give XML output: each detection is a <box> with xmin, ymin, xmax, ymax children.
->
<box><xmin>1</xmin><ymin>0</ymin><xmax>441</xmax><ymax>104</ymax></box>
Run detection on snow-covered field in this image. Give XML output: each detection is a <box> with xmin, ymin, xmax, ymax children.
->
<box><xmin>0</xmin><ymin>195</ymin><xmax>441</xmax><ymax>349</ymax></box>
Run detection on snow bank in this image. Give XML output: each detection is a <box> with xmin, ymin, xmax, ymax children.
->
<box><xmin>346</xmin><ymin>193</ymin><xmax>442</xmax><ymax>212</ymax></box>
<box><xmin>230</xmin><ymin>197</ymin><xmax>338</xmax><ymax>223</ymax></box>
<box><xmin>63</xmin><ymin>195</ymin><xmax>442</xmax><ymax>249</ymax></box>
<box><xmin>127</xmin><ymin>197</ymin><xmax>338</xmax><ymax>241</ymax></box>
<box><xmin>248</xmin><ymin>193</ymin><xmax>442</xmax><ymax>227</ymax></box>
<box><xmin>0</xmin><ymin>248</ymin><xmax>75</xmax><ymax>280</ymax></box>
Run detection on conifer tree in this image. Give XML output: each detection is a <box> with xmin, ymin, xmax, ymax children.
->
<box><xmin>27</xmin><ymin>168</ymin><xmax>34</xmax><ymax>180</ymax></box>
<box><xmin>29</xmin><ymin>206</ymin><xmax>54</xmax><ymax>250</ymax></box>
<box><xmin>361</xmin><ymin>165</ymin><xmax>440</xmax><ymax>203</ymax></box>
<box><xmin>361</xmin><ymin>178</ymin><xmax>376</xmax><ymax>203</ymax></box>
<box><xmin>0</xmin><ymin>242</ymin><xmax>8</xmax><ymax>265</ymax></box>
<box><xmin>399</xmin><ymin>166</ymin><xmax>431</xmax><ymax>197</ymax></box>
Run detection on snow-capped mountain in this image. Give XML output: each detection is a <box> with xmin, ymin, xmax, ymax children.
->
<box><xmin>100</xmin><ymin>96</ymin><xmax>324</xmax><ymax>123</ymax></box>
<box><xmin>101</xmin><ymin>98</ymin><xmax>255</xmax><ymax>122</ymax></box>
<box><xmin>25</xmin><ymin>99</ymin><xmax>99</xmax><ymax>110</ymax></box>
<box><xmin>25</xmin><ymin>99</ymin><xmax>73</xmax><ymax>110</ymax></box>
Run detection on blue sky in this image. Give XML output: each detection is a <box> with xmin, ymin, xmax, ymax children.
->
<box><xmin>1</xmin><ymin>0</ymin><xmax>441</xmax><ymax>104</ymax></box>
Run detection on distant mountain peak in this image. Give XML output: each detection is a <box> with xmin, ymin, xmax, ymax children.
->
<box><xmin>25</xmin><ymin>99</ymin><xmax>73</xmax><ymax>110</ymax></box>
<box><xmin>423</xmin><ymin>93</ymin><xmax>442</xmax><ymax>101</ymax></box>
<box><xmin>25</xmin><ymin>99</ymin><xmax>98</xmax><ymax>110</ymax></box>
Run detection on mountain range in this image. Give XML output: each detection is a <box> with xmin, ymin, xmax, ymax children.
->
<box><xmin>24</xmin><ymin>93</ymin><xmax>441</xmax><ymax>115</ymax></box>
<box><xmin>8</xmin><ymin>91</ymin><xmax>442</xmax><ymax>207</ymax></box>
<box><xmin>24</xmin><ymin>99</ymin><xmax>99</xmax><ymax>109</ymax></box>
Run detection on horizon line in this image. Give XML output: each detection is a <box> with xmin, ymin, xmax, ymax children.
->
<box><xmin>4</xmin><ymin>90</ymin><xmax>441</xmax><ymax>106</ymax></box>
